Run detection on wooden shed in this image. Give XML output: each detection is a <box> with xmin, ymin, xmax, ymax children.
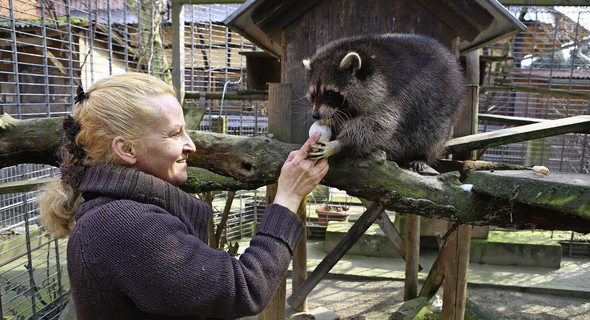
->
<box><xmin>225</xmin><ymin>0</ymin><xmax>526</xmax><ymax>143</ymax></box>
<box><xmin>222</xmin><ymin>1</ymin><xmax>527</xmax><ymax>318</ymax></box>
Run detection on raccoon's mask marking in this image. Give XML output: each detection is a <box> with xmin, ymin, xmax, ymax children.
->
<box><xmin>307</xmin><ymin>84</ymin><xmax>347</xmax><ymax>120</ymax></box>
<box><xmin>304</xmin><ymin>52</ymin><xmax>362</xmax><ymax>122</ymax></box>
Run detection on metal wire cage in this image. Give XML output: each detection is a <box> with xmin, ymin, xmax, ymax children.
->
<box><xmin>0</xmin><ymin>1</ymin><xmax>267</xmax><ymax>318</ymax></box>
<box><xmin>479</xmin><ymin>6</ymin><xmax>590</xmax><ymax>173</ymax></box>
<box><xmin>0</xmin><ymin>2</ymin><xmax>589</xmax><ymax>319</ymax></box>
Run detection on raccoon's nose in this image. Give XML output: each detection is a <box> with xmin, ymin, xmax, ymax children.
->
<box><xmin>312</xmin><ymin>111</ymin><xmax>320</xmax><ymax>119</ymax></box>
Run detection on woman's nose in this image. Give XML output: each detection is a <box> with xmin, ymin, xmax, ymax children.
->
<box><xmin>183</xmin><ymin>133</ymin><xmax>196</xmax><ymax>153</ymax></box>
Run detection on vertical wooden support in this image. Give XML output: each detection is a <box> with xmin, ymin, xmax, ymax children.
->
<box><xmin>442</xmin><ymin>49</ymin><xmax>479</xmax><ymax>320</ymax></box>
<box><xmin>404</xmin><ymin>214</ymin><xmax>420</xmax><ymax>300</ymax></box>
<box><xmin>442</xmin><ymin>224</ymin><xmax>472</xmax><ymax>320</ymax></box>
<box><xmin>262</xmin><ymin>83</ymin><xmax>306</xmax><ymax>317</ymax></box>
<box><xmin>267</xmin><ymin>83</ymin><xmax>293</xmax><ymax>142</ymax></box>
<box><xmin>261</xmin><ymin>183</ymin><xmax>286</xmax><ymax>320</ymax></box>
<box><xmin>291</xmin><ymin>199</ymin><xmax>308</xmax><ymax>312</ymax></box>
<box><xmin>453</xmin><ymin>49</ymin><xmax>480</xmax><ymax>159</ymax></box>
<box><xmin>171</xmin><ymin>1</ymin><xmax>184</xmax><ymax>105</ymax></box>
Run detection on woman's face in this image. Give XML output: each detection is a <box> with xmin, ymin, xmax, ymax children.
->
<box><xmin>133</xmin><ymin>94</ymin><xmax>196</xmax><ymax>186</ymax></box>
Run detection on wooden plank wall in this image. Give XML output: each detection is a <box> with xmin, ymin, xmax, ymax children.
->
<box><xmin>281</xmin><ymin>0</ymin><xmax>458</xmax><ymax>143</ymax></box>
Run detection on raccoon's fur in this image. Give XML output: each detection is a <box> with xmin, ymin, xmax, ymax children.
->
<box><xmin>304</xmin><ymin>33</ymin><xmax>465</xmax><ymax>170</ymax></box>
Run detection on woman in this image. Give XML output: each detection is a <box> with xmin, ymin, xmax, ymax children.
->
<box><xmin>39</xmin><ymin>73</ymin><xmax>329</xmax><ymax>319</ymax></box>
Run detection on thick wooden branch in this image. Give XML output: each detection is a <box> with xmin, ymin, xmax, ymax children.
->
<box><xmin>1</xmin><ymin>115</ymin><xmax>588</xmax><ymax>232</ymax></box>
<box><xmin>0</xmin><ymin>114</ymin><xmax>63</xmax><ymax>168</ymax></box>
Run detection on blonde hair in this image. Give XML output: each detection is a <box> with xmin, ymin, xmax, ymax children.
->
<box><xmin>40</xmin><ymin>73</ymin><xmax>175</xmax><ymax>238</ymax></box>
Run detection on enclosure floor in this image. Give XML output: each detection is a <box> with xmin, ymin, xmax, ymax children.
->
<box><xmin>236</xmin><ymin>238</ymin><xmax>590</xmax><ymax>298</ymax></box>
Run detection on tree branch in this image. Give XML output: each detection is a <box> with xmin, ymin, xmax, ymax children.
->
<box><xmin>1</xmin><ymin>114</ymin><xmax>588</xmax><ymax>232</ymax></box>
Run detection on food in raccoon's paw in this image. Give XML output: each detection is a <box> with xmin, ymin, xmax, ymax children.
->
<box><xmin>303</xmin><ymin>33</ymin><xmax>465</xmax><ymax>175</ymax></box>
<box><xmin>308</xmin><ymin>121</ymin><xmax>332</xmax><ymax>143</ymax></box>
<box><xmin>308</xmin><ymin>121</ymin><xmax>340</xmax><ymax>160</ymax></box>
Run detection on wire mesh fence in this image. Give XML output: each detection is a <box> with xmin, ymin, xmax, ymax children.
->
<box><xmin>480</xmin><ymin>6</ymin><xmax>590</xmax><ymax>173</ymax></box>
<box><xmin>0</xmin><ymin>2</ymin><xmax>589</xmax><ymax>319</ymax></box>
<box><xmin>0</xmin><ymin>1</ymin><xmax>266</xmax><ymax>318</ymax></box>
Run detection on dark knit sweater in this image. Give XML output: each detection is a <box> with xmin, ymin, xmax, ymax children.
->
<box><xmin>67</xmin><ymin>164</ymin><xmax>304</xmax><ymax>320</ymax></box>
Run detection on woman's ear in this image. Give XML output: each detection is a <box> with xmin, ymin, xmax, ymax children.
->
<box><xmin>112</xmin><ymin>136</ymin><xmax>137</xmax><ymax>165</ymax></box>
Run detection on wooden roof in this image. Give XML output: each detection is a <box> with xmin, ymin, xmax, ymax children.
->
<box><xmin>224</xmin><ymin>0</ymin><xmax>526</xmax><ymax>57</ymax></box>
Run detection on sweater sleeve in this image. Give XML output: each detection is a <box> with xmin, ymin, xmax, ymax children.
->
<box><xmin>82</xmin><ymin>201</ymin><xmax>304</xmax><ymax>319</ymax></box>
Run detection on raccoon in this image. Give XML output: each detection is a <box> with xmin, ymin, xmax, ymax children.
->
<box><xmin>304</xmin><ymin>33</ymin><xmax>465</xmax><ymax>175</ymax></box>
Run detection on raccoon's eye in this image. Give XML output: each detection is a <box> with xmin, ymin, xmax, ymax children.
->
<box><xmin>325</xmin><ymin>90</ymin><xmax>338</xmax><ymax>97</ymax></box>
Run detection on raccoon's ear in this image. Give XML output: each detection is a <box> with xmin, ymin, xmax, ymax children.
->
<box><xmin>339</xmin><ymin>52</ymin><xmax>361</xmax><ymax>74</ymax></box>
<box><xmin>302</xmin><ymin>59</ymin><xmax>311</xmax><ymax>71</ymax></box>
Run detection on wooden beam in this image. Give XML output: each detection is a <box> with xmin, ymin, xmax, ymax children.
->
<box><xmin>478</xmin><ymin>114</ymin><xmax>547</xmax><ymax>126</ymax></box>
<box><xmin>287</xmin><ymin>203</ymin><xmax>386</xmax><ymax>309</ymax></box>
<box><xmin>442</xmin><ymin>49</ymin><xmax>478</xmax><ymax>320</ymax></box>
<box><xmin>482</xmin><ymin>85</ymin><xmax>590</xmax><ymax>99</ymax></box>
<box><xmin>0</xmin><ymin>177</ymin><xmax>57</xmax><ymax>195</ymax></box>
<box><xmin>172</xmin><ymin>1</ymin><xmax>185</xmax><ymax>105</ymax></box>
<box><xmin>499</xmin><ymin>0</ymin><xmax>589</xmax><ymax>5</ymax></box>
<box><xmin>442</xmin><ymin>223</ymin><xmax>472</xmax><ymax>320</ymax></box>
<box><xmin>261</xmin><ymin>183</ymin><xmax>286</xmax><ymax>320</ymax></box>
<box><xmin>418</xmin><ymin>241</ymin><xmax>446</xmax><ymax>299</ymax></box>
<box><xmin>262</xmin><ymin>83</ymin><xmax>294</xmax><ymax>317</ymax></box>
<box><xmin>445</xmin><ymin>115</ymin><xmax>590</xmax><ymax>155</ymax></box>
<box><xmin>374</xmin><ymin>213</ymin><xmax>408</xmax><ymax>263</ymax></box>
<box><xmin>184</xmin><ymin>90</ymin><xmax>268</xmax><ymax>100</ymax></box>
<box><xmin>404</xmin><ymin>214</ymin><xmax>420</xmax><ymax>301</ymax></box>
<box><xmin>361</xmin><ymin>199</ymin><xmax>423</xmax><ymax>270</ymax></box>
<box><xmin>291</xmin><ymin>198</ymin><xmax>308</xmax><ymax>312</ymax></box>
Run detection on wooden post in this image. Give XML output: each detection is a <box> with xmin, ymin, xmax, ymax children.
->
<box><xmin>442</xmin><ymin>223</ymin><xmax>472</xmax><ymax>320</ymax></box>
<box><xmin>404</xmin><ymin>214</ymin><xmax>420</xmax><ymax>300</ymax></box>
<box><xmin>291</xmin><ymin>199</ymin><xmax>308</xmax><ymax>312</ymax></box>
<box><xmin>261</xmin><ymin>183</ymin><xmax>286</xmax><ymax>319</ymax></box>
<box><xmin>171</xmin><ymin>1</ymin><xmax>184</xmax><ymax>105</ymax></box>
<box><xmin>441</xmin><ymin>49</ymin><xmax>479</xmax><ymax>320</ymax></box>
<box><xmin>267</xmin><ymin>84</ymin><xmax>310</xmax><ymax>312</ymax></box>
<box><xmin>262</xmin><ymin>83</ymin><xmax>305</xmax><ymax>317</ymax></box>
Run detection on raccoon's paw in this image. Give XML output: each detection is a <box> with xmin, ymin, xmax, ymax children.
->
<box><xmin>408</xmin><ymin>160</ymin><xmax>439</xmax><ymax>176</ymax></box>
<box><xmin>307</xmin><ymin>140</ymin><xmax>342</xmax><ymax>161</ymax></box>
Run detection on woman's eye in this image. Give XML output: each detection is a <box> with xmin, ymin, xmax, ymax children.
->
<box><xmin>172</xmin><ymin>131</ymin><xmax>181</xmax><ymax>137</ymax></box>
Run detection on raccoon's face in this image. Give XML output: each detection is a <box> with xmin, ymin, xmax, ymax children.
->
<box><xmin>304</xmin><ymin>52</ymin><xmax>365</xmax><ymax>127</ymax></box>
<box><xmin>306</xmin><ymin>83</ymin><xmax>346</xmax><ymax>122</ymax></box>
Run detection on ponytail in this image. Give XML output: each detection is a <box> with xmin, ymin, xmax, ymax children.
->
<box><xmin>39</xmin><ymin>179</ymin><xmax>82</xmax><ymax>238</ymax></box>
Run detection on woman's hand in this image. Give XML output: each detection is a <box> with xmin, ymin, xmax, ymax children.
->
<box><xmin>274</xmin><ymin>132</ymin><xmax>330</xmax><ymax>213</ymax></box>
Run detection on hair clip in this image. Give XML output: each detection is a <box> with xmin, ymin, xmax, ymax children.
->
<box><xmin>74</xmin><ymin>85</ymin><xmax>89</xmax><ymax>104</ymax></box>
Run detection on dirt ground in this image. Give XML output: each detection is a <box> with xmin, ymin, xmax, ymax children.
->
<box><xmin>283</xmin><ymin>278</ymin><xmax>590</xmax><ymax>320</ymax></box>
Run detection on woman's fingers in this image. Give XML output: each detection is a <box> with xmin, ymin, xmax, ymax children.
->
<box><xmin>287</xmin><ymin>150</ymin><xmax>298</xmax><ymax>162</ymax></box>
<box><xmin>292</xmin><ymin>132</ymin><xmax>321</xmax><ymax>161</ymax></box>
<box><xmin>313</xmin><ymin>159</ymin><xmax>329</xmax><ymax>180</ymax></box>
